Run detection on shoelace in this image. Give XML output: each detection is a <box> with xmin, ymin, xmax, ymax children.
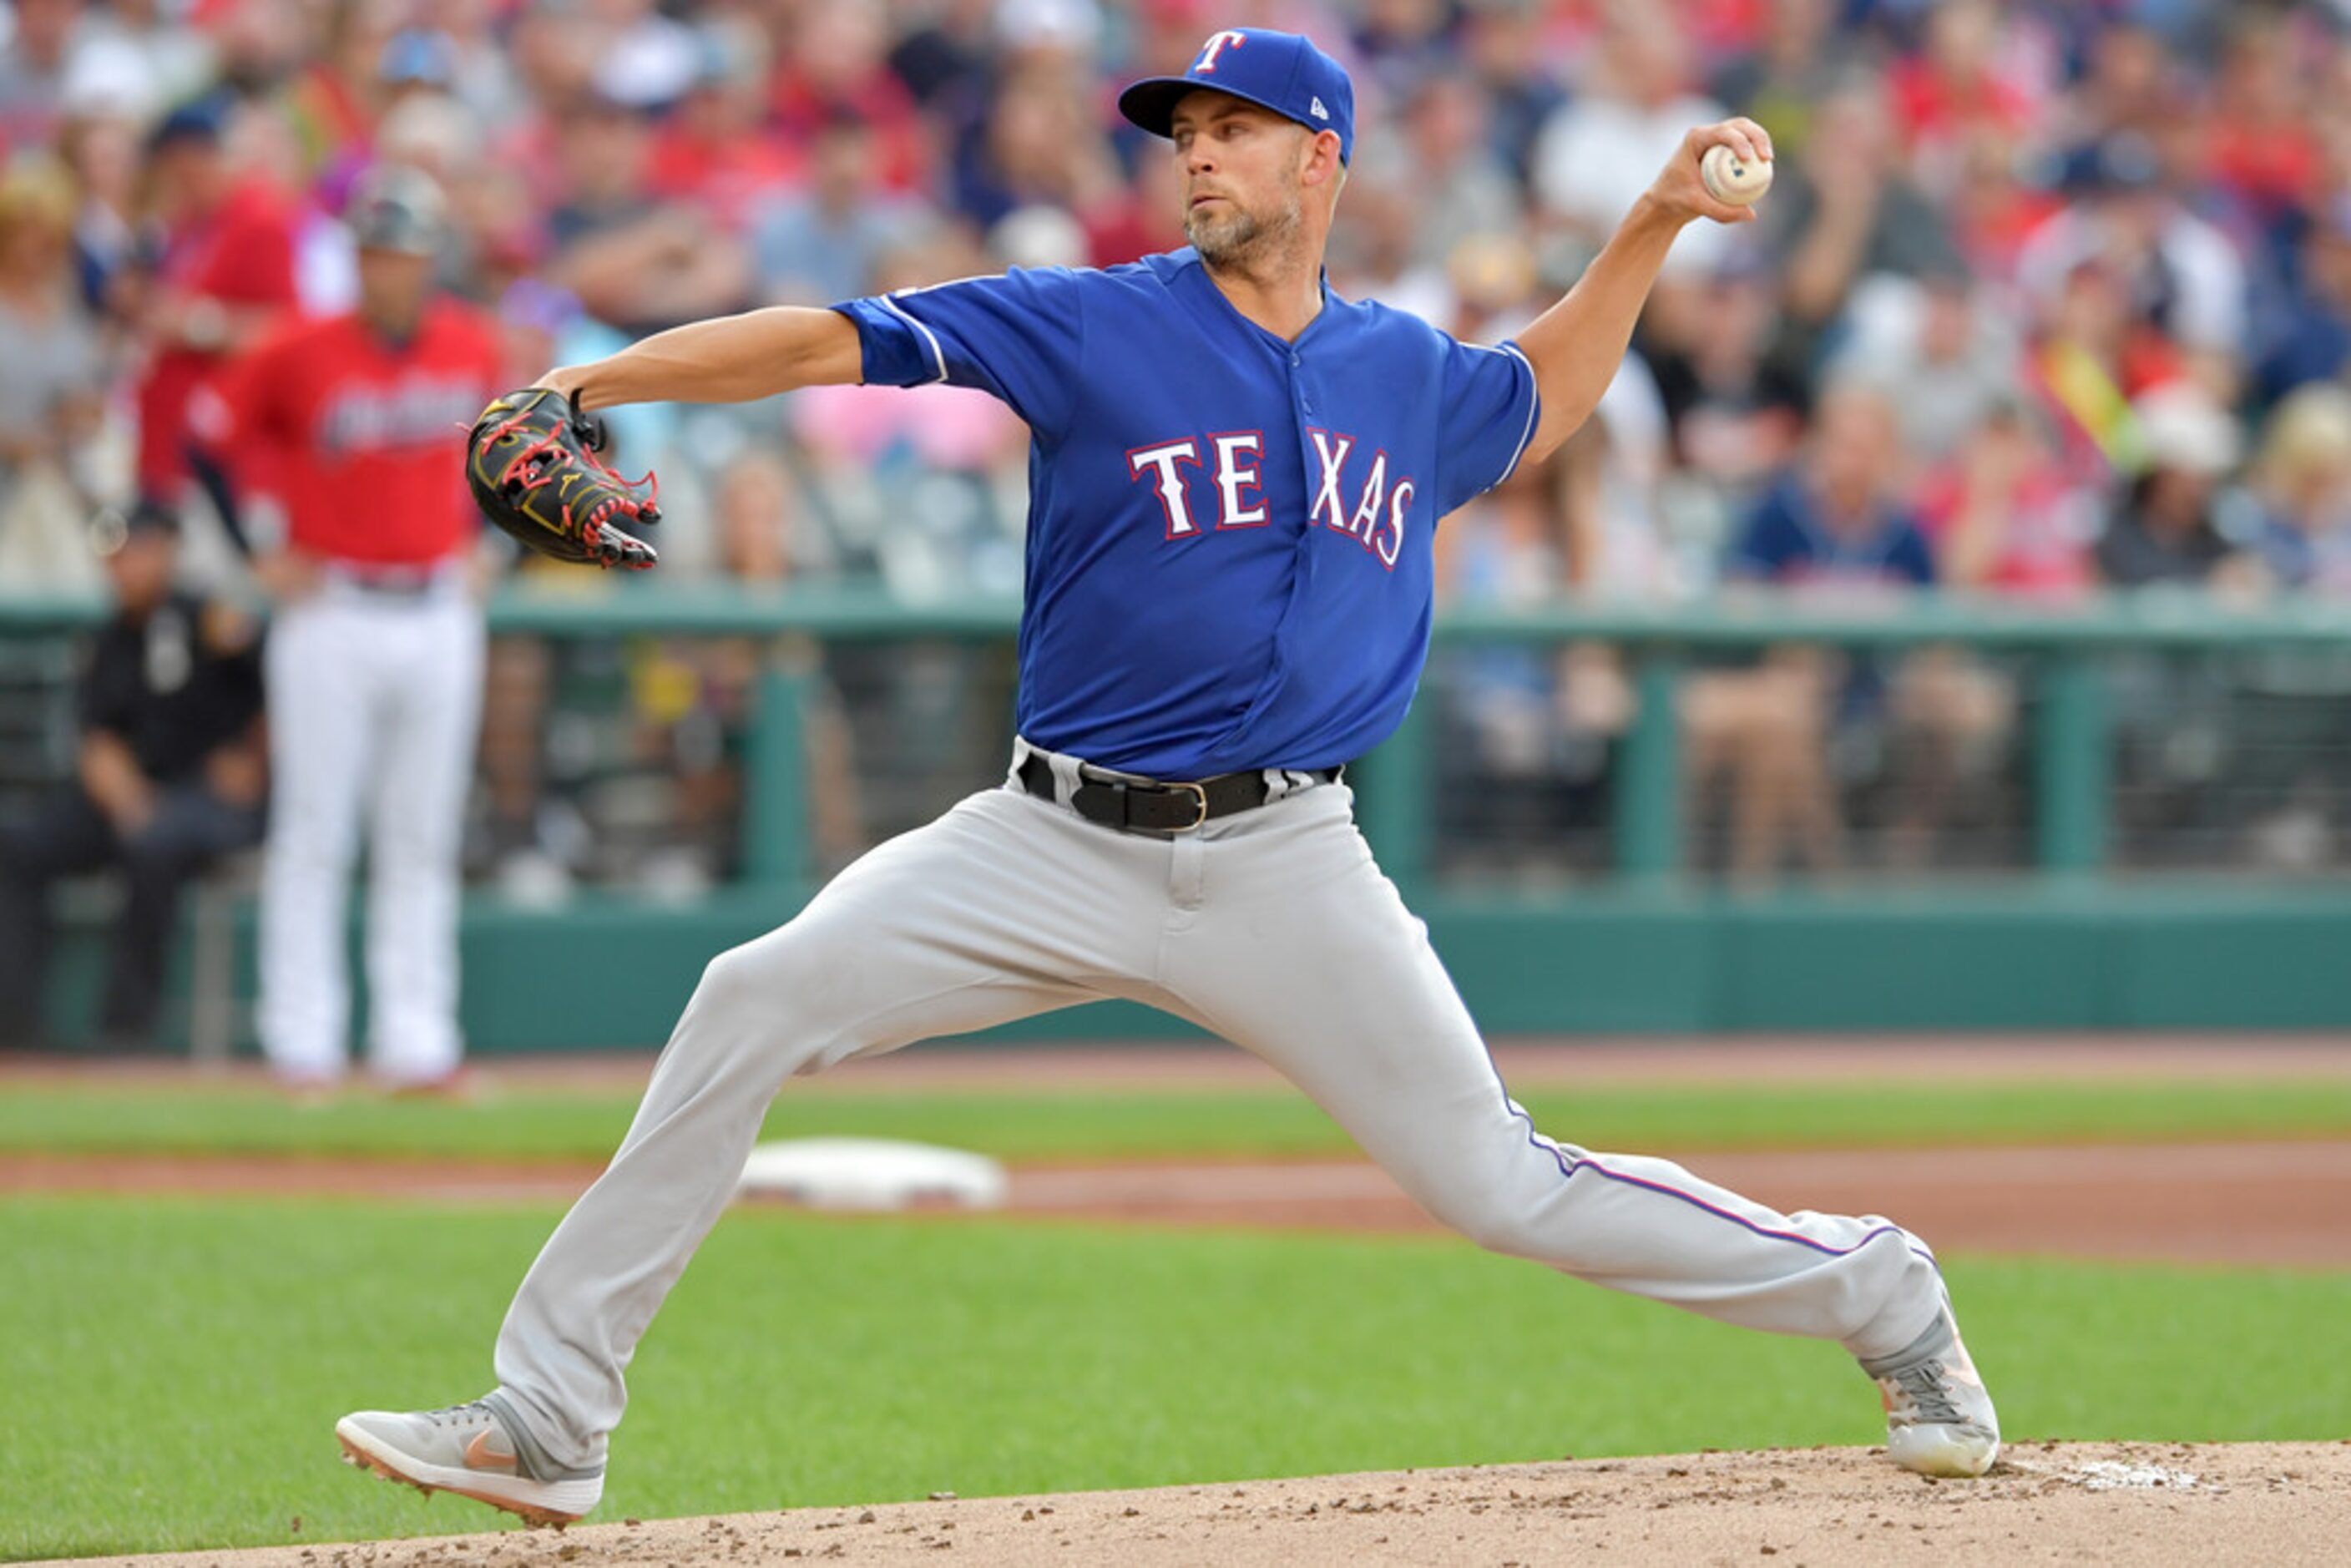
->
<box><xmin>1886</xmin><ymin>1359</ymin><xmax>1964</xmax><ymax>1424</ymax></box>
<box><xmin>422</xmin><ymin>1402</ymin><xmax>492</xmax><ymax>1430</ymax></box>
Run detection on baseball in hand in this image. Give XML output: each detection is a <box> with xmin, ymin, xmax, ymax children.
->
<box><xmin>1700</xmin><ymin>144</ymin><xmax>1773</xmax><ymax>206</ymax></box>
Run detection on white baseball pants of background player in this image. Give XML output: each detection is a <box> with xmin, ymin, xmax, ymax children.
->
<box><xmin>487</xmin><ymin>739</ymin><xmax>1949</xmax><ymax>1472</ymax></box>
<box><xmin>259</xmin><ymin>568</ymin><xmax>483</xmax><ymax>1085</ymax></box>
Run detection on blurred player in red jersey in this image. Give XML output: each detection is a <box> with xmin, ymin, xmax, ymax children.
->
<box><xmin>132</xmin><ymin>102</ymin><xmax>302</xmax><ymax>540</ymax></box>
<box><xmin>225</xmin><ymin>164</ymin><xmax>502</xmax><ymax>1092</ymax></box>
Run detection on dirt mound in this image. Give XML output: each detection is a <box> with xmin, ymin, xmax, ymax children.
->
<box><xmin>52</xmin><ymin>1441</ymin><xmax>2351</xmax><ymax>1568</ymax></box>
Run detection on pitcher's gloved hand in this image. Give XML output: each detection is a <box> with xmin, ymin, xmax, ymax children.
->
<box><xmin>465</xmin><ymin>387</ymin><xmax>660</xmax><ymax>569</ymax></box>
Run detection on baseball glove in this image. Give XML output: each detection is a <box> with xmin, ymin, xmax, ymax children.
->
<box><xmin>466</xmin><ymin>387</ymin><xmax>660</xmax><ymax>569</ymax></box>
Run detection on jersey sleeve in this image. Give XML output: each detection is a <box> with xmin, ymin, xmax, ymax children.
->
<box><xmin>1433</xmin><ymin>336</ymin><xmax>1541</xmax><ymax>516</ymax></box>
<box><xmin>205</xmin><ymin>327</ymin><xmax>301</xmax><ymax>503</ymax></box>
<box><xmin>831</xmin><ymin>267</ymin><xmax>1085</xmax><ymax>440</ymax></box>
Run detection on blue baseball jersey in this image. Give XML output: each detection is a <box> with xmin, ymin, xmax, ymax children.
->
<box><xmin>833</xmin><ymin>247</ymin><xmax>1540</xmax><ymax>776</ymax></box>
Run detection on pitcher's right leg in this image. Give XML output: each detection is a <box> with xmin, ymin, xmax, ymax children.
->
<box><xmin>496</xmin><ymin>787</ymin><xmax>1155</xmax><ymax>1470</ymax></box>
<box><xmin>343</xmin><ymin>788</ymin><xmax>1160</xmax><ymax>1520</ymax></box>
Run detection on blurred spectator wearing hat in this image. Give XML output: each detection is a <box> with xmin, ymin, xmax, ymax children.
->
<box><xmin>0</xmin><ymin>155</ymin><xmax>109</xmax><ymax>592</ymax></box>
<box><xmin>2095</xmin><ymin>382</ymin><xmax>2250</xmax><ymax>589</ymax></box>
<box><xmin>0</xmin><ymin>499</ymin><xmax>265</xmax><ymax>1051</ymax></box>
<box><xmin>213</xmin><ymin>163</ymin><xmax>501</xmax><ymax>1094</ymax></box>
<box><xmin>126</xmin><ymin>95</ymin><xmax>301</xmax><ymax>546</ymax></box>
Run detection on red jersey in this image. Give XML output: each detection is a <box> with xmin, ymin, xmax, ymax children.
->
<box><xmin>136</xmin><ymin>180</ymin><xmax>301</xmax><ymax>495</ymax></box>
<box><xmin>223</xmin><ymin>301</ymin><xmax>502</xmax><ymax>566</ymax></box>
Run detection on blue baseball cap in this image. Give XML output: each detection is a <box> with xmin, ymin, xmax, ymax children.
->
<box><xmin>1118</xmin><ymin>28</ymin><xmax>1355</xmax><ymax>164</ymax></box>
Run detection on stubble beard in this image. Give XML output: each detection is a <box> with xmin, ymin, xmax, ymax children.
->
<box><xmin>1187</xmin><ymin>188</ymin><xmax>1302</xmax><ymax>272</ymax></box>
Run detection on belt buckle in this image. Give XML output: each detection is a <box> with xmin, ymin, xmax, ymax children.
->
<box><xmin>1167</xmin><ymin>780</ymin><xmax>1209</xmax><ymax>832</ymax></box>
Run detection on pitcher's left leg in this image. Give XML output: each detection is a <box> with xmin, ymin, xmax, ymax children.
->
<box><xmin>1160</xmin><ymin>787</ymin><xmax>1955</xmax><ymax>1363</ymax></box>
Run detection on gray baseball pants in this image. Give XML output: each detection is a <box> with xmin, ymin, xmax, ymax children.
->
<box><xmin>492</xmin><ymin>741</ymin><xmax>1945</xmax><ymax>1469</ymax></box>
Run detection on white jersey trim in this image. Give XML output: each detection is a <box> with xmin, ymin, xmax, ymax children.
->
<box><xmin>1493</xmin><ymin>341</ymin><xmax>1541</xmax><ymax>489</ymax></box>
<box><xmin>881</xmin><ymin>293</ymin><xmax>949</xmax><ymax>386</ymax></box>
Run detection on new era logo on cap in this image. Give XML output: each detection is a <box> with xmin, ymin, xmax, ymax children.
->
<box><xmin>1118</xmin><ymin>27</ymin><xmax>1357</xmax><ymax>164</ymax></box>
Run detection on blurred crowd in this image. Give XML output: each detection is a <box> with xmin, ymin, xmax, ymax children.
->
<box><xmin>7</xmin><ymin>0</ymin><xmax>2351</xmax><ymax>601</ymax></box>
<box><xmin>9</xmin><ymin>0</ymin><xmax>2351</xmax><ymax>904</ymax></box>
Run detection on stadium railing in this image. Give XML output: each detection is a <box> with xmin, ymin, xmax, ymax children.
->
<box><xmin>8</xmin><ymin>584</ymin><xmax>2351</xmax><ymax>1042</ymax></box>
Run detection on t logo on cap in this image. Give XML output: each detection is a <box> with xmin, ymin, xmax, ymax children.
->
<box><xmin>1194</xmin><ymin>30</ymin><xmax>1247</xmax><ymax>73</ymax></box>
<box><xmin>1118</xmin><ymin>26</ymin><xmax>1358</xmax><ymax>165</ymax></box>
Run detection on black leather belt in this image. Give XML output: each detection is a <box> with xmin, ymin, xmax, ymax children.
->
<box><xmin>1017</xmin><ymin>751</ymin><xmax>1337</xmax><ymax>835</ymax></box>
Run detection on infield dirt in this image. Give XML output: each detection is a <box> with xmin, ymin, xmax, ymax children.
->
<box><xmin>43</xmin><ymin>1442</ymin><xmax>2351</xmax><ymax>1567</ymax></box>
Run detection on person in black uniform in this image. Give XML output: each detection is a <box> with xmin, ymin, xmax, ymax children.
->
<box><xmin>0</xmin><ymin>501</ymin><xmax>266</xmax><ymax>1050</ymax></box>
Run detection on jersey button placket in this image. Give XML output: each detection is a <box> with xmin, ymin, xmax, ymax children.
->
<box><xmin>1292</xmin><ymin>352</ymin><xmax>1317</xmax><ymax>550</ymax></box>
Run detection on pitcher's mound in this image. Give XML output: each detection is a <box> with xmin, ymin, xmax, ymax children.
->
<box><xmin>67</xmin><ymin>1441</ymin><xmax>2351</xmax><ymax>1566</ymax></box>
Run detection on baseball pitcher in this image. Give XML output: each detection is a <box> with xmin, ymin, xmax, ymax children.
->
<box><xmin>338</xmin><ymin>32</ymin><xmax>1998</xmax><ymax>1524</ymax></box>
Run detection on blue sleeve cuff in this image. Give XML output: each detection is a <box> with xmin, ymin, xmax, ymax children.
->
<box><xmin>830</xmin><ymin>297</ymin><xmax>946</xmax><ymax>389</ymax></box>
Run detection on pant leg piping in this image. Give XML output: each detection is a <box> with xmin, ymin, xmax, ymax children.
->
<box><xmin>1490</xmin><ymin>1065</ymin><xmax>1937</xmax><ymax>1265</ymax></box>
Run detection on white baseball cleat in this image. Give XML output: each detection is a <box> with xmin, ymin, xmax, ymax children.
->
<box><xmin>336</xmin><ymin>1397</ymin><xmax>604</xmax><ymax>1525</ymax></box>
<box><xmin>1858</xmin><ymin>1298</ymin><xmax>2001</xmax><ymax>1478</ymax></box>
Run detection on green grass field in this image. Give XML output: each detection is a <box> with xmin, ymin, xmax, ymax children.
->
<box><xmin>6</xmin><ymin>1075</ymin><xmax>2350</xmax><ymax>1163</ymax></box>
<box><xmin>5</xmin><ymin>1194</ymin><xmax>2348</xmax><ymax>1563</ymax></box>
<box><xmin>8</xmin><ymin>1071</ymin><xmax>2345</xmax><ymax>1560</ymax></box>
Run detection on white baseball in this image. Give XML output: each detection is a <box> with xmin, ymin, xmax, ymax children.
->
<box><xmin>1700</xmin><ymin>143</ymin><xmax>1773</xmax><ymax>206</ymax></box>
